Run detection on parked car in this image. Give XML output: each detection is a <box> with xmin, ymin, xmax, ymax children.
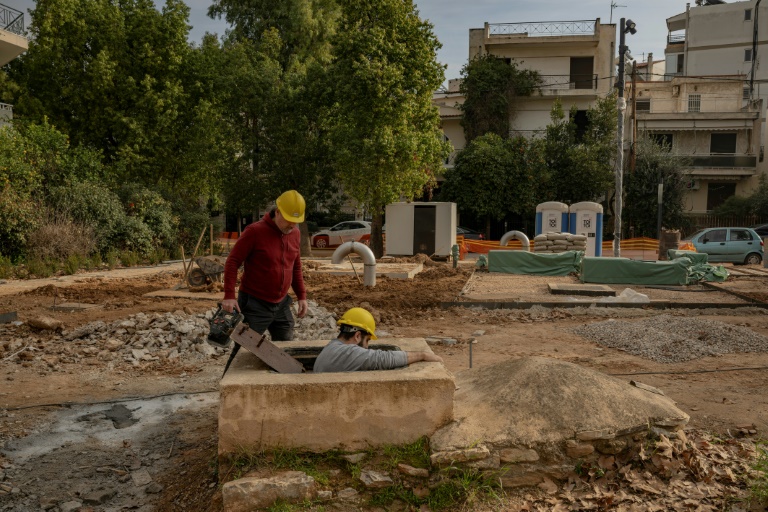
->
<box><xmin>311</xmin><ymin>221</ymin><xmax>371</xmax><ymax>249</ymax></box>
<box><xmin>456</xmin><ymin>226</ymin><xmax>485</xmax><ymax>240</ymax></box>
<box><xmin>680</xmin><ymin>227</ymin><xmax>764</xmax><ymax>265</ymax></box>
<box><xmin>749</xmin><ymin>223</ymin><xmax>768</xmax><ymax>238</ymax></box>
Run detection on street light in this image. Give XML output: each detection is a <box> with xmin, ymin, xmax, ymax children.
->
<box><xmin>613</xmin><ymin>17</ymin><xmax>636</xmax><ymax>258</ymax></box>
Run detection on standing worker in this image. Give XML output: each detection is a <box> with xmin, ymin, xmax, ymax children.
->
<box><xmin>221</xmin><ymin>190</ymin><xmax>309</xmax><ymax>372</ymax></box>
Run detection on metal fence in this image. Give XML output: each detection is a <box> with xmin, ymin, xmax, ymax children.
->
<box><xmin>686</xmin><ymin>214</ymin><xmax>767</xmax><ymax>232</ymax></box>
<box><xmin>539</xmin><ymin>74</ymin><xmax>598</xmax><ymax>90</ymax></box>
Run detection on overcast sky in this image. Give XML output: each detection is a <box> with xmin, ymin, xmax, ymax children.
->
<box><xmin>16</xmin><ymin>0</ymin><xmax>695</xmax><ymax>84</ymax></box>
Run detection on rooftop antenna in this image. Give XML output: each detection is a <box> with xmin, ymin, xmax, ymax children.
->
<box><xmin>610</xmin><ymin>1</ymin><xmax>626</xmax><ymax>24</ymax></box>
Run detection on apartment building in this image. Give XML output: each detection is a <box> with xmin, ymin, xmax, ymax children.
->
<box><xmin>633</xmin><ymin>76</ymin><xmax>761</xmax><ymax>213</ymax></box>
<box><xmin>434</xmin><ymin>19</ymin><xmax>616</xmax><ymax>169</ymax></box>
<box><xmin>664</xmin><ymin>0</ymin><xmax>768</xmax><ymax>209</ymax></box>
<box><xmin>0</xmin><ymin>4</ymin><xmax>27</xmax><ymax>127</ymax></box>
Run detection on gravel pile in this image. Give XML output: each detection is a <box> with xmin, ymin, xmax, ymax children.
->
<box><xmin>572</xmin><ymin>314</ymin><xmax>768</xmax><ymax>363</ymax></box>
<box><xmin>0</xmin><ymin>301</ymin><xmax>339</xmax><ymax>369</ymax></box>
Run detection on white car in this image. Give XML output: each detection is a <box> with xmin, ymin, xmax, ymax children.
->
<box><xmin>311</xmin><ymin>221</ymin><xmax>372</xmax><ymax>248</ymax></box>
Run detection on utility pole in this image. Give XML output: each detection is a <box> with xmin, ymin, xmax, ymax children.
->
<box><xmin>614</xmin><ymin>18</ymin><xmax>636</xmax><ymax>258</ymax></box>
<box><xmin>630</xmin><ymin>60</ymin><xmax>637</xmax><ymax>173</ymax></box>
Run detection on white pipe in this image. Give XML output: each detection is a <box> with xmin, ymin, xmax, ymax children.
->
<box><xmin>499</xmin><ymin>231</ymin><xmax>530</xmax><ymax>251</ymax></box>
<box><xmin>331</xmin><ymin>242</ymin><xmax>377</xmax><ymax>287</ymax></box>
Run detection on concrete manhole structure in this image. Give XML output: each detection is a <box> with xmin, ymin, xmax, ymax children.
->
<box><xmin>218</xmin><ymin>338</ymin><xmax>454</xmax><ymax>462</ymax></box>
<box><xmin>429</xmin><ymin>356</ymin><xmax>689</xmax><ymax>487</ymax></box>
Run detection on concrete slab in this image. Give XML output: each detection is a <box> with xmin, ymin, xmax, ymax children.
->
<box><xmin>218</xmin><ymin>338</ymin><xmax>454</xmax><ymax>457</ymax></box>
<box><xmin>548</xmin><ymin>283</ymin><xmax>616</xmax><ymax>297</ymax></box>
<box><xmin>305</xmin><ymin>260</ymin><xmax>423</xmax><ymax>280</ymax></box>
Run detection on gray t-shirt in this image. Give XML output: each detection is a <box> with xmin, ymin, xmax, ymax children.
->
<box><xmin>313</xmin><ymin>339</ymin><xmax>408</xmax><ymax>373</ymax></box>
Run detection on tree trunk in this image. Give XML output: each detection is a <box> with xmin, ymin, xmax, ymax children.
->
<box><xmin>299</xmin><ymin>221</ymin><xmax>312</xmax><ymax>258</ymax></box>
<box><xmin>485</xmin><ymin>215</ymin><xmax>492</xmax><ymax>241</ymax></box>
<box><xmin>371</xmin><ymin>209</ymin><xmax>384</xmax><ymax>259</ymax></box>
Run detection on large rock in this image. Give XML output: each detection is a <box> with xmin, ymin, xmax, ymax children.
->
<box><xmin>222</xmin><ymin>471</ymin><xmax>316</xmax><ymax>511</ymax></box>
<box><xmin>27</xmin><ymin>316</ymin><xmax>63</xmax><ymax>331</ymax></box>
<box><xmin>431</xmin><ymin>357</ymin><xmax>689</xmax><ymax>452</ymax></box>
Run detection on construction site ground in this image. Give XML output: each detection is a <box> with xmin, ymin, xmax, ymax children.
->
<box><xmin>1</xmin><ymin>259</ymin><xmax>768</xmax><ymax>511</ymax></box>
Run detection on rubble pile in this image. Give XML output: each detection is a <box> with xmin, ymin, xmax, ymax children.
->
<box><xmin>0</xmin><ymin>301</ymin><xmax>339</xmax><ymax>369</ymax></box>
<box><xmin>533</xmin><ymin>232</ymin><xmax>587</xmax><ymax>253</ymax></box>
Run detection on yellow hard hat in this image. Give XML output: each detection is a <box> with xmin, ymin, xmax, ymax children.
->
<box><xmin>276</xmin><ymin>190</ymin><xmax>306</xmax><ymax>223</ymax></box>
<box><xmin>337</xmin><ymin>307</ymin><xmax>378</xmax><ymax>340</ymax></box>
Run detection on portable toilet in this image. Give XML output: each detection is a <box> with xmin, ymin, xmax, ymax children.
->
<box><xmin>568</xmin><ymin>202</ymin><xmax>603</xmax><ymax>257</ymax></box>
<box><xmin>535</xmin><ymin>202</ymin><xmax>569</xmax><ymax>235</ymax></box>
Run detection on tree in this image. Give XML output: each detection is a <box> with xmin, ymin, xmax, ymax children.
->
<box><xmin>459</xmin><ymin>54</ymin><xmax>541</xmax><ymax>143</ymax></box>
<box><xmin>207</xmin><ymin>0</ymin><xmax>339</xmax><ymax>255</ymax></box>
<box><xmin>440</xmin><ymin>133</ymin><xmax>543</xmax><ymax>238</ymax></box>
<box><xmin>8</xmin><ymin>0</ymin><xmax>228</xmax><ymax>204</ymax></box>
<box><xmin>328</xmin><ymin>0</ymin><xmax>450</xmax><ymax>257</ymax></box>
<box><xmin>624</xmin><ymin>137</ymin><xmax>688</xmax><ymax>238</ymax></box>
<box><xmin>542</xmin><ymin>96</ymin><xmax>617</xmax><ymax>204</ymax></box>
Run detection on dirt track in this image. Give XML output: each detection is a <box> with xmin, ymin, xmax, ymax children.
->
<box><xmin>1</xmin><ymin>262</ymin><xmax>767</xmax><ymax>510</ymax></box>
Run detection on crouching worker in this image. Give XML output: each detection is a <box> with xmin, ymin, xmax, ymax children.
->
<box><xmin>313</xmin><ymin>307</ymin><xmax>443</xmax><ymax>373</ymax></box>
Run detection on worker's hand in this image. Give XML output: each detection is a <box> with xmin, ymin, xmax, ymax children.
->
<box><xmin>422</xmin><ymin>352</ymin><xmax>443</xmax><ymax>363</ymax></box>
<box><xmin>297</xmin><ymin>299</ymin><xmax>308</xmax><ymax>318</ymax></box>
<box><xmin>222</xmin><ymin>299</ymin><xmax>240</xmax><ymax>313</ymax></box>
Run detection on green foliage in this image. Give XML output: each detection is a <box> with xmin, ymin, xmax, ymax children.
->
<box><xmin>0</xmin><ymin>185</ymin><xmax>40</xmax><ymax>259</ymax></box>
<box><xmin>382</xmin><ymin>437</ymin><xmax>431</xmax><ymax>471</ymax></box>
<box><xmin>64</xmin><ymin>254</ymin><xmax>82</xmax><ymax>275</ymax></box>
<box><xmin>624</xmin><ymin>137</ymin><xmax>689</xmax><ymax>237</ymax></box>
<box><xmin>105</xmin><ymin>249</ymin><xmax>119</xmax><ymax>270</ymax></box>
<box><xmin>542</xmin><ymin>96</ymin><xmax>617</xmax><ymax>204</ymax></box>
<box><xmin>49</xmin><ymin>182</ymin><xmax>125</xmax><ymax>253</ymax></box>
<box><xmin>369</xmin><ymin>483</ymin><xmax>419</xmax><ymax>508</ymax></box>
<box><xmin>25</xmin><ymin>209</ymin><xmax>95</xmax><ymax>262</ymax></box>
<box><xmin>329</xmin><ymin>0</ymin><xmax>450</xmax><ymax>255</ymax></box>
<box><xmin>440</xmin><ymin>133</ymin><xmax>543</xmax><ymax>232</ymax></box>
<box><xmin>459</xmin><ymin>54</ymin><xmax>542</xmax><ymax>142</ymax></box>
<box><xmin>712</xmin><ymin>195</ymin><xmax>753</xmax><ymax>217</ymax></box>
<box><xmin>119</xmin><ymin>250</ymin><xmax>140</xmax><ymax>267</ymax></box>
<box><xmin>749</xmin><ymin>443</ymin><xmax>768</xmax><ymax>506</ymax></box>
<box><xmin>118</xmin><ymin>184</ymin><xmax>177</xmax><ymax>249</ymax></box>
<box><xmin>0</xmin><ymin>254</ymin><xmax>13</xmax><ymax>279</ymax></box>
<box><xmin>26</xmin><ymin>257</ymin><xmax>56</xmax><ymax>278</ymax></box>
<box><xmin>428</xmin><ymin>468</ymin><xmax>501</xmax><ymax>510</ymax></box>
<box><xmin>90</xmin><ymin>252</ymin><xmax>103</xmax><ymax>269</ymax></box>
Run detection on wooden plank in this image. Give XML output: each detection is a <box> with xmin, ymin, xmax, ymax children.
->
<box><xmin>230</xmin><ymin>324</ymin><xmax>305</xmax><ymax>374</ymax></box>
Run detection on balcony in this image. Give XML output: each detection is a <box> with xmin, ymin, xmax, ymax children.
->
<box><xmin>685</xmin><ymin>154</ymin><xmax>757</xmax><ymax>169</ymax></box>
<box><xmin>0</xmin><ymin>3</ymin><xmax>26</xmax><ymax>66</ymax></box>
<box><xmin>0</xmin><ymin>102</ymin><xmax>11</xmax><ymax>126</ymax></box>
<box><xmin>667</xmin><ymin>33</ymin><xmax>685</xmax><ymax>45</ymax></box>
<box><xmin>539</xmin><ymin>74</ymin><xmax>598</xmax><ymax>91</ymax></box>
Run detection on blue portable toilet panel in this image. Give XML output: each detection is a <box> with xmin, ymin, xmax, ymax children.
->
<box><xmin>568</xmin><ymin>202</ymin><xmax>603</xmax><ymax>257</ymax></box>
<box><xmin>535</xmin><ymin>202</ymin><xmax>569</xmax><ymax>235</ymax></box>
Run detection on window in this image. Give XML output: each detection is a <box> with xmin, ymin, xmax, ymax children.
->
<box><xmin>706</xmin><ymin>183</ymin><xmax>736</xmax><ymax>211</ymax></box>
<box><xmin>688</xmin><ymin>94</ymin><xmax>701</xmax><ymax>112</ymax></box>
<box><xmin>677</xmin><ymin>54</ymin><xmax>685</xmax><ymax>73</ymax></box>
<box><xmin>570</xmin><ymin>57</ymin><xmax>594</xmax><ymax>90</ymax></box>
<box><xmin>636</xmin><ymin>99</ymin><xmax>651</xmax><ymax>112</ymax></box>
<box><xmin>710</xmin><ymin>133</ymin><xmax>737</xmax><ymax>154</ymax></box>
<box><xmin>745</xmin><ymin>49</ymin><xmax>753</xmax><ymax>62</ymax></box>
<box><xmin>744</xmin><ymin>87</ymin><xmax>751</xmax><ymax>100</ymax></box>
<box><xmin>651</xmin><ymin>133</ymin><xmax>673</xmax><ymax>148</ymax></box>
<box><xmin>702</xmin><ymin>229</ymin><xmax>727</xmax><ymax>243</ymax></box>
<box><xmin>746</xmin><ymin>9</ymin><xmax>753</xmax><ymax>20</ymax></box>
<box><xmin>730</xmin><ymin>229</ymin><xmax>753</xmax><ymax>241</ymax></box>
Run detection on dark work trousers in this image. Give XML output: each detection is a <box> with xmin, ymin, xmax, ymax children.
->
<box><xmin>222</xmin><ymin>292</ymin><xmax>295</xmax><ymax>375</ymax></box>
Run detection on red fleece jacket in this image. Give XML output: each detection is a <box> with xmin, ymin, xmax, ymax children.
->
<box><xmin>223</xmin><ymin>213</ymin><xmax>306</xmax><ymax>303</ymax></box>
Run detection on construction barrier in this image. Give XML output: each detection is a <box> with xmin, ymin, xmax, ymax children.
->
<box><xmin>466</xmin><ymin>237</ymin><xmax>694</xmax><ymax>255</ymax></box>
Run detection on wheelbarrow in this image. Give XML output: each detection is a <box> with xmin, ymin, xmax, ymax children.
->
<box><xmin>187</xmin><ymin>255</ymin><xmax>226</xmax><ymax>286</ymax></box>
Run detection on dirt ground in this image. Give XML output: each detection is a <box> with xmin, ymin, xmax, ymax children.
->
<box><xmin>1</xmin><ymin>260</ymin><xmax>768</xmax><ymax>511</ymax></box>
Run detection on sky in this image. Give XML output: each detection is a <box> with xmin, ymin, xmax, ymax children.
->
<box><xmin>15</xmin><ymin>0</ymin><xmax>695</xmax><ymax>85</ymax></box>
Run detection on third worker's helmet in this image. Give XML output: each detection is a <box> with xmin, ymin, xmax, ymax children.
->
<box><xmin>337</xmin><ymin>307</ymin><xmax>378</xmax><ymax>340</ymax></box>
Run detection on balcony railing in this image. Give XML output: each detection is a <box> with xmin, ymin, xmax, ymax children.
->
<box><xmin>683</xmin><ymin>154</ymin><xmax>757</xmax><ymax>168</ymax></box>
<box><xmin>539</xmin><ymin>74</ymin><xmax>598</xmax><ymax>90</ymax></box>
<box><xmin>488</xmin><ymin>20</ymin><xmax>597</xmax><ymax>37</ymax></box>
<box><xmin>0</xmin><ymin>4</ymin><xmax>23</xmax><ymax>36</ymax></box>
<box><xmin>667</xmin><ymin>33</ymin><xmax>686</xmax><ymax>44</ymax></box>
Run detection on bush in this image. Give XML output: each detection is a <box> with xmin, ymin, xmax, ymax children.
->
<box><xmin>25</xmin><ymin>209</ymin><xmax>95</xmax><ymax>262</ymax></box>
<box><xmin>64</xmin><ymin>254</ymin><xmax>82</xmax><ymax>275</ymax></box>
<box><xmin>119</xmin><ymin>250</ymin><xmax>140</xmax><ymax>267</ymax></box>
<box><xmin>105</xmin><ymin>249</ymin><xmax>119</xmax><ymax>269</ymax></box>
<box><xmin>177</xmin><ymin>208</ymin><xmax>211</xmax><ymax>253</ymax></box>
<box><xmin>0</xmin><ymin>186</ymin><xmax>40</xmax><ymax>259</ymax></box>
<box><xmin>118</xmin><ymin>184</ymin><xmax>178</xmax><ymax>249</ymax></box>
<box><xmin>0</xmin><ymin>254</ymin><xmax>13</xmax><ymax>279</ymax></box>
<box><xmin>26</xmin><ymin>257</ymin><xmax>55</xmax><ymax>278</ymax></box>
<box><xmin>113</xmin><ymin>216</ymin><xmax>154</xmax><ymax>256</ymax></box>
<box><xmin>49</xmin><ymin>182</ymin><xmax>126</xmax><ymax>253</ymax></box>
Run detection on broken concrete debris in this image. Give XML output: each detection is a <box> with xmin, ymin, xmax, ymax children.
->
<box><xmin>222</xmin><ymin>471</ymin><xmax>316</xmax><ymax>511</ymax></box>
<box><xmin>1</xmin><ymin>301</ymin><xmax>339</xmax><ymax>368</ymax></box>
